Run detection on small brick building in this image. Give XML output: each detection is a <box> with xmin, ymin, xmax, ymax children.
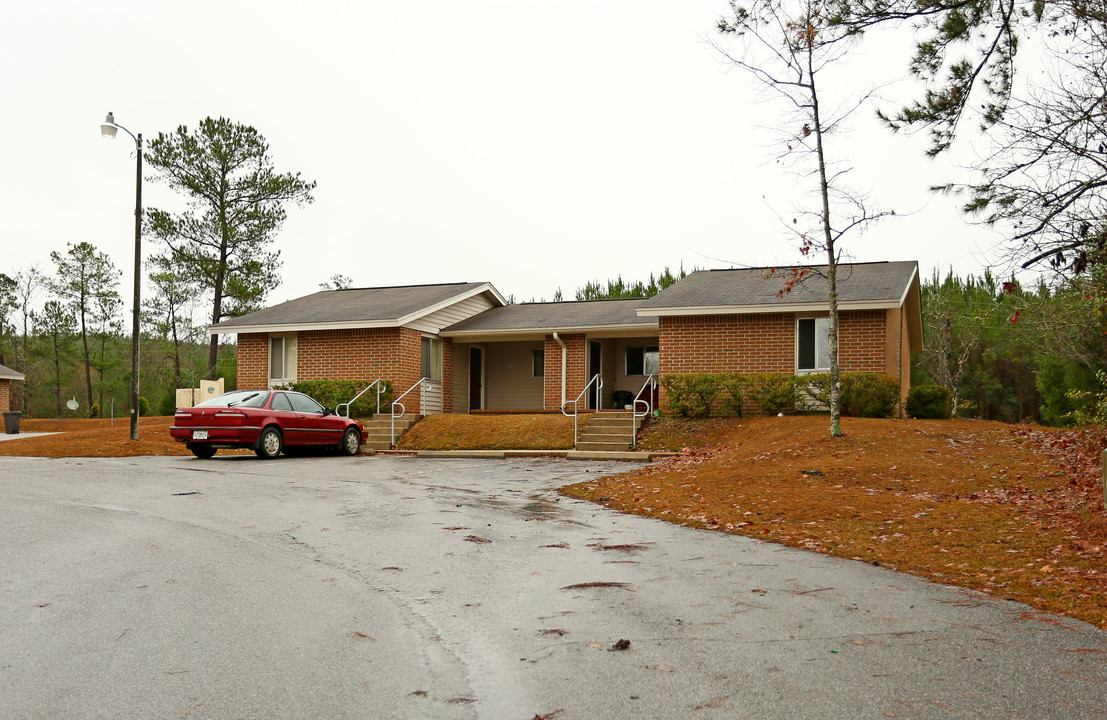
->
<box><xmin>210</xmin><ymin>261</ymin><xmax>922</xmax><ymax>415</ymax></box>
<box><xmin>0</xmin><ymin>363</ymin><xmax>25</xmax><ymax>414</ymax></box>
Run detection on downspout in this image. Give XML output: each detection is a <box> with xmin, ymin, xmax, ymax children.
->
<box><xmin>552</xmin><ymin>331</ymin><xmax>567</xmax><ymax>407</ymax></box>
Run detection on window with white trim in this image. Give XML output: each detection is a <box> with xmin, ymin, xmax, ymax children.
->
<box><xmin>625</xmin><ymin>346</ymin><xmax>659</xmax><ymax>376</ymax></box>
<box><xmin>269</xmin><ymin>336</ymin><xmax>297</xmax><ymax>384</ymax></box>
<box><xmin>421</xmin><ymin>337</ymin><xmax>442</xmax><ymax>382</ymax></box>
<box><xmin>796</xmin><ymin>317</ymin><xmax>830</xmax><ymax>372</ymax></box>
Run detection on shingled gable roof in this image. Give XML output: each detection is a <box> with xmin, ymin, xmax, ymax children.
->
<box><xmin>209</xmin><ymin>282</ymin><xmax>505</xmax><ymax>334</ymax></box>
<box><xmin>0</xmin><ymin>363</ymin><xmax>25</xmax><ymax>381</ymax></box>
<box><xmin>637</xmin><ymin>261</ymin><xmax>920</xmax><ymax>315</ymax></box>
<box><xmin>441</xmin><ymin>297</ymin><xmax>657</xmax><ymax>339</ymax></box>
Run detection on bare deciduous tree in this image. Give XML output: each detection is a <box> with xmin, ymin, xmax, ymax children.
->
<box><xmin>717</xmin><ymin>0</ymin><xmax>892</xmax><ymax>437</ymax></box>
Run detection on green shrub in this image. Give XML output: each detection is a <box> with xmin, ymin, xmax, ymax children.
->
<box><xmin>797</xmin><ymin>372</ymin><xmax>900</xmax><ymax>418</ymax></box>
<box><xmin>89</xmin><ymin>403</ymin><xmax>101</xmax><ymax>418</ymax></box>
<box><xmin>137</xmin><ymin>396</ymin><xmax>150</xmax><ymax>417</ymax></box>
<box><xmin>156</xmin><ymin>390</ymin><xmax>177</xmax><ymax>416</ymax></box>
<box><xmin>798</xmin><ymin>373</ymin><xmax>831</xmax><ymax>409</ymax></box>
<box><xmin>287</xmin><ymin>379</ymin><xmax>394</xmax><ymax>417</ymax></box>
<box><xmin>1063</xmin><ymin>369</ymin><xmax>1107</xmax><ymax>427</ymax></box>
<box><xmin>906</xmin><ymin>385</ymin><xmax>951</xmax><ymax>419</ymax></box>
<box><xmin>661</xmin><ymin>374</ymin><xmax>721</xmax><ymax>417</ymax></box>
<box><xmin>719</xmin><ymin>373</ymin><xmax>745</xmax><ymax>417</ymax></box>
<box><xmin>745</xmin><ymin>373</ymin><xmax>798</xmax><ymax>414</ymax></box>
<box><xmin>840</xmin><ymin>373</ymin><xmax>900</xmax><ymax>418</ymax></box>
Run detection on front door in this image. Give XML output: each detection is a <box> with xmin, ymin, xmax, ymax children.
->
<box><xmin>589</xmin><ymin>341</ymin><xmax>602</xmax><ymax>410</ymax></box>
<box><xmin>469</xmin><ymin>347</ymin><xmax>484</xmax><ymax>412</ymax></box>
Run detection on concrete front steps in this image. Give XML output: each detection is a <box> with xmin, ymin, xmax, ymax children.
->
<box><xmin>361</xmin><ymin>414</ymin><xmax>420</xmax><ymax>451</ymax></box>
<box><xmin>576</xmin><ymin>410</ymin><xmax>644</xmax><ymax>452</ymax></box>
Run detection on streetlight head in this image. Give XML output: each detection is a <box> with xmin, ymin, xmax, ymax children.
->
<box><xmin>101</xmin><ymin>112</ymin><xmax>118</xmax><ymax>139</ymax></box>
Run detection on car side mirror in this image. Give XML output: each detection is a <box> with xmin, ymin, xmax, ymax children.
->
<box><xmin>323</xmin><ymin>407</ymin><xmax>333</xmax><ymax>417</ymax></box>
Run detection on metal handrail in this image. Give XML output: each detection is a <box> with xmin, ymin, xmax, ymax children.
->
<box><xmin>560</xmin><ymin>373</ymin><xmax>602</xmax><ymax>448</ymax></box>
<box><xmin>391</xmin><ymin>377</ymin><xmax>430</xmax><ymax>447</ymax></box>
<box><xmin>336</xmin><ymin>379</ymin><xmax>385</xmax><ymax>418</ymax></box>
<box><xmin>630</xmin><ymin>374</ymin><xmax>657</xmax><ymax>448</ymax></box>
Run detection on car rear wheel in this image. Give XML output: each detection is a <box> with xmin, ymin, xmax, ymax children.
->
<box><xmin>190</xmin><ymin>445</ymin><xmax>217</xmax><ymax>459</ymax></box>
<box><xmin>338</xmin><ymin>427</ymin><xmax>361</xmax><ymax>456</ymax></box>
<box><xmin>255</xmin><ymin>427</ymin><xmax>283</xmax><ymax>459</ymax></box>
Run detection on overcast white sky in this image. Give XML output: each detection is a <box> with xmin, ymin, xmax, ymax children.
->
<box><xmin>1</xmin><ymin>0</ymin><xmax>1016</xmax><ymax>314</ymax></box>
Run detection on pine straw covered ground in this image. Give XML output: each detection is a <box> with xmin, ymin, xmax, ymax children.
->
<box><xmin>397</xmin><ymin>413</ymin><xmax>579</xmax><ymax>450</ymax></box>
<box><xmin>0</xmin><ymin>417</ymin><xmax>252</xmax><ymax>458</ymax></box>
<box><xmin>561</xmin><ymin>416</ymin><xmax>1107</xmax><ymax>629</ymax></box>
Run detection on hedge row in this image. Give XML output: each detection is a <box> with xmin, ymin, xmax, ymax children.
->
<box><xmin>659</xmin><ymin>372</ymin><xmax>902</xmax><ymax>418</ymax></box>
<box><xmin>281</xmin><ymin>379</ymin><xmax>394</xmax><ymax>418</ymax></box>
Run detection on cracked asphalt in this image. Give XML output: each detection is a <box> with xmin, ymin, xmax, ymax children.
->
<box><xmin>2</xmin><ymin>454</ymin><xmax>1105</xmax><ymax>719</ymax></box>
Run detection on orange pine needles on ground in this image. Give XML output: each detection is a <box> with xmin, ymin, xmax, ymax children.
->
<box><xmin>562</xmin><ymin>416</ymin><xmax>1107</xmax><ymax>629</ymax></box>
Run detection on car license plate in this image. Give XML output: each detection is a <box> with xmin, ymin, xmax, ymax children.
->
<box><xmin>192</xmin><ymin>430</ymin><xmax>209</xmax><ymax>440</ymax></box>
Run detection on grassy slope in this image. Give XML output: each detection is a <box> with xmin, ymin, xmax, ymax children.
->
<box><xmin>562</xmin><ymin>415</ymin><xmax>1107</xmax><ymax>629</ymax></box>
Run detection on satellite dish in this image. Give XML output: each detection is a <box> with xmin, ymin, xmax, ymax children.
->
<box><xmin>66</xmin><ymin>398</ymin><xmax>79</xmax><ymax>411</ymax></box>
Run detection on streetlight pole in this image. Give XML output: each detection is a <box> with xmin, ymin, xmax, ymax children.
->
<box><xmin>100</xmin><ymin>112</ymin><xmax>143</xmax><ymax>441</ymax></box>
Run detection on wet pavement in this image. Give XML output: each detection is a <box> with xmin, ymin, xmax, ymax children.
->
<box><xmin>1</xmin><ymin>454</ymin><xmax>1105</xmax><ymax>719</ymax></box>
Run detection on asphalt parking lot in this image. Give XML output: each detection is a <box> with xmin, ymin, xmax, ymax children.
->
<box><xmin>2</xmin><ymin>454</ymin><xmax>1105</xmax><ymax>719</ymax></box>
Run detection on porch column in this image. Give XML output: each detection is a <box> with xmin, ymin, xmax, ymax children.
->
<box><xmin>544</xmin><ymin>333</ymin><xmax>585</xmax><ymax>411</ymax></box>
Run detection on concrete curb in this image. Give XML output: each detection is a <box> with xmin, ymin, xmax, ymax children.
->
<box><xmin>366</xmin><ymin>448</ymin><xmax>677</xmax><ymax>462</ymax></box>
<box><xmin>0</xmin><ymin>432</ymin><xmax>62</xmax><ymax>443</ymax></box>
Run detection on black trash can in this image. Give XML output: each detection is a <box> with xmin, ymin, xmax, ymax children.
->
<box><xmin>612</xmin><ymin>390</ymin><xmax>633</xmax><ymax>409</ymax></box>
<box><xmin>3</xmin><ymin>411</ymin><xmax>21</xmax><ymax>435</ymax></box>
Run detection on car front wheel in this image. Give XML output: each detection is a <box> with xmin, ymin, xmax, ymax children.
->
<box><xmin>339</xmin><ymin>427</ymin><xmax>361</xmax><ymax>456</ymax></box>
<box><xmin>255</xmin><ymin>427</ymin><xmax>283</xmax><ymax>459</ymax></box>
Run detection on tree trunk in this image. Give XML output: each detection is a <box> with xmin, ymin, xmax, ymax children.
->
<box><xmin>79</xmin><ymin>302</ymin><xmax>93</xmax><ymax>414</ymax></box>
<box><xmin>808</xmin><ymin>45</ymin><xmax>842</xmax><ymax>439</ymax></box>
<box><xmin>52</xmin><ymin>338</ymin><xmax>62</xmax><ymax>418</ymax></box>
<box><xmin>207</xmin><ymin>228</ymin><xmax>230</xmax><ymax>381</ymax></box>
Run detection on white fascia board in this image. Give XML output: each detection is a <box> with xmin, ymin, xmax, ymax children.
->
<box><xmin>0</xmin><ymin>370</ymin><xmax>25</xmax><ymax>381</ymax></box>
<box><xmin>208</xmin><ymin>319</ymin><xmax>399</xmax><ymax>335</ymax></box>
<box><xmin>395</xmin><ymin>284</ymin><xmax>507</xmax><ymax>328</ymax></box>
<box><xmin>897</xmin><ymin>264</ymin><xmax>919</xmax><ymax>307</ymax></box>
<box><xmin>442</xmin><ymin>322</ymin><xmax>657</xmax><ymax>340</ymax></box>
<box><xmin>636</xmin><ymin>300</ymin><xmax>900</xmax><ymax>317</ymax></box>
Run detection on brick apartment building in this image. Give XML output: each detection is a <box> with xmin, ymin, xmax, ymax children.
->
<box><xmin>209</xmin><ymin>261</ymin><xmax>922</xmax><ymax>416</ymax></box>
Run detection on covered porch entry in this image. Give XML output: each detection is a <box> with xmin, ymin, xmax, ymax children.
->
<box><xmin>440</xmin><ymin>297</ymin><xmax>661</xmax><ymax>414</ymax></box>
<box><xmin>448</xmin><ymin>334</ymin><xmax>658</xmax><ymax>413</ymax></box>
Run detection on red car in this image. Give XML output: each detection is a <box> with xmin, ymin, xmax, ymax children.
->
<box><xmin>170</xmin><ymin>390</ymin><xmax>367</xmax><ymax>459</ymax></box>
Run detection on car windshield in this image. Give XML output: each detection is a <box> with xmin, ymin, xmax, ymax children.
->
<box><xmin>194</xmin><ymin>391</ymin><xmax>270</xmax><ymax>409</ymax></box>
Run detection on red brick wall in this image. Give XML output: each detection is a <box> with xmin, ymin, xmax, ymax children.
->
<box><xmin>442</xmin><ymin>338</ymin><xmax>455</xmax><ymax>413</ymax></box>
<box><xmin>238</xmin><ymin>328</ymin><xmax>430</xmax><ymax>410</ymax></box>
<box><xmin>0</xmin><ymin>380</ymin><xmax>10</xmax><ymax>414</ymax></box>
<box><xmin>544</xmin><ymin>334</ymin><xmax>586</xmax><ymax>411</ymax></box>
<box><xmin>658</xmin><ymin>310</ymin><xmax>901</xmax><ymax>414</ymax></box>
<box><xmin>838</xmin><ymin>310</ymin><xmax>887</xmax><ymax>372</ymax></box>
<box><xmin>659</xmin><ymin>314</ymin><xmax>794</xmax><ymax>375</ymax></box>
<box><xmin>238</xmin><ymin>334</ymin><xmax>268</xmax><ymax>390</ymax></box>
<box><xmin>884</xmin><ymin>306</ymin><xmax>911</xmax><ymax>414</ymax></box>
<box><xmin>901</xmin><ymin>309</ymin><xmax>911</xmax><ymax>410</ymax></box>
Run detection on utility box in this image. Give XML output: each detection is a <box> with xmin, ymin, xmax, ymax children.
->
<box><xmin>175</xmin><ymin>378</ymin><xmax>226</xmax><ymax>408</ymax></box>
<box><xmin>200</xmin><ymin>378</ymin><xmax>224</xmax><ymax>400</ymax></box>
